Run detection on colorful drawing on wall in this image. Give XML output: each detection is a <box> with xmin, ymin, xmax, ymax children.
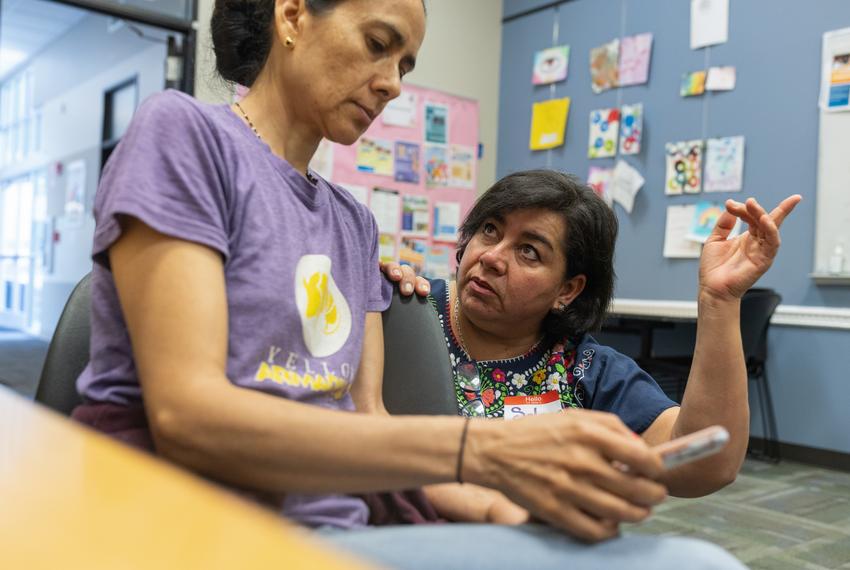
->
<box><xmin>424</xmin><ymin>144</ymin><xmax>449</xmax><ymax>187</ymax></box>
<box><xmin>704</xmin><ymin>136</ymin><xmax>745</xmax><ymax>192</ymax></box>
<box><xmin>424</xmin><ymin>244</ymin><xmax>452</xmax><ymax>281</ymax></box>
<box><xmin>424</xmin><ymin>102</ymin><xmax>448</xmax><ymax>144</ymax></box>
<box><xmin>619</xmin><ymin>103</ymin><xmax>643</xmax><ymax>155</ymax></box>
<box><xmin>401</xmin><ymin>195</ymin><xmax>430</xmax><ymax>237</ymax></box>
<box><xmin>450</xmin><ymin>144</ymin><xmax>475</xmax><ymax>188</ymax></box>
<box><xmin>665</xmin><ymin>140</ymin><xmax>704</xmax><ymax>195</ymax></box>
<box><xmin>394</xmin><ymin>141</ymin><xmax>420</xmax><ymax>184</ymax></box>
<box><xmin>399</xmin><ymin>237</ymin><xmax>427</xmax><ymax>274</ymax></box>
<box><xmin>680</xmin><ymin>70</ymin><xmax>707</xmax><ymax>96</ymax></box>
<box><xmin>618</xmin><ymin>33</ymin><xmax>653</xmax><ymax>86</ymax></box>
<box><xmin>433</xmin><ymin>201</ymin><xmax>461</xmax><ymax>241</ymax></box>
<box><xmin>532</xmin><ymin>45</ymin><xmax>570</xmax><ymax>85</ymax></box>
<box><xmin>687</xmin><ymin>201</ymin><xmax>724</xmax><ymax>243</ymax></box>
<box><xmin>587</xmin><ymin>166</ymin><xmax>614</xmax><ymax>206</ymax></box>
<box><xmin>355</xmin><ymin>137</ymin><xmax>394</xmax><ymax>176</ymax></box>
<box><xmin>529</xmin><ymin>97</ymin><xmax>570</xmax><ymax>151</ymax></box>
<box><xmin>588</xmin><ymin>107</ymin><xmax>620</xmax><ymax>159</ymax></box>
<box><xmin>590</xmin><ymin>39</ymin><xmax>620</xmax><ymax>93</ymax></box>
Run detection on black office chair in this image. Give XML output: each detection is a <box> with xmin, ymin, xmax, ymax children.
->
<box><xmin>740</xmin><ymin>288</ymin><xmax>782</xmax><ymax>462</ymax></box>
<box><xmin>36</xmin><ymin>274</ymin><xmax>456</xmax><ymax>418</ymax></box>
<box><xmin>35</xmin><ymin>272</ymin><xmax>90</xmax><ymax>415</ymax></box>
<box><xmin>638</xmin><ymin>288</ymin><xmax>782</xmax><ymax>461</ymax></box>
<box><xmin>381</xmin><ymin>286</ymin><xmax>456</xmax><ymax>415</ymax></box>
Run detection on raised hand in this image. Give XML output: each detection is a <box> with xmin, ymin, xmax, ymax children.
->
<box><xmin>379</xmin><ymin>260</ymin><xmax>431</xmax><ymax>297</ymax></box>
<box><xmin>699</xmin><ymin>195</ymin><xmax>801</xmax><ymax>301</ymax></box>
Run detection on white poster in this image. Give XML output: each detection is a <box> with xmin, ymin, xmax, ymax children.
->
<box><xmin>308</xmin><ymin>138</ymin><xmax>334</xmax><ymax>181</ymax></box>
<box><xmin>690</xmin><ymin>0</ymin><xmax>729</xmax><ymax>50</ymax></box>
<box><xmin>383</xmin><ymin>91</ymin><xmax>417</xmax><ymax>127</ymax></box>
<box><xmin>370</xmin><ymin>188</ymin><xmax>401</xmax><ymax>234</ymax></box>
<box><xmin>664</xmin><ymin>204</ymin><xmax>702</xmax><ymax>259</ymax></box>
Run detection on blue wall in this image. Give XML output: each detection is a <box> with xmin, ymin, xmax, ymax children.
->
<box><xmin>500</xmin><ymin>0</ymin><xmax>850</xmax><ymax>454</ymax></box>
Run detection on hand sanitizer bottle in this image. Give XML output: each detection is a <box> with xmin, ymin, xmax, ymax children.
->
<box><xmin>829</xmin><ymin>242</ymin><xmax>845</xmax><ymax>275</ymax></box>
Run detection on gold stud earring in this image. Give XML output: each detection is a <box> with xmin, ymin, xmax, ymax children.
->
<box><xmin>284</xmin><ymin>36</ymin><xmax>295</xmax><ymax>49</ymax></box>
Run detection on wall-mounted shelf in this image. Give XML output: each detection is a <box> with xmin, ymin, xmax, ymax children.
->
<box><xmin>810</xmin><ymin>273</ymin><xmax>850</xmax><ymax>286</ymax></box>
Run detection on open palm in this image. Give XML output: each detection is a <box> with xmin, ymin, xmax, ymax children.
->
<box><xmin>699</xmin><ymin>195</ymin><xmax>802</xmax><ymax>301</ymax></box>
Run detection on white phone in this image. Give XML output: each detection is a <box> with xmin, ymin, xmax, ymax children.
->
<box><xmin>653</xmin><ymin>425</ymin><xmax>730</xmax><ymax>470</ymax></box>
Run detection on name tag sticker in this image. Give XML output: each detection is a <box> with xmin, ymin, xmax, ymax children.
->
<box><xmin>504</xmin><ymin>391</ymin><xmax>561</xmax><ymax>420</ymax></box>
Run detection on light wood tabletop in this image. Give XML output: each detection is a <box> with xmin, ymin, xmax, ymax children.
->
<box><xmin>0</xmin><ymin>387</ymin><xmax>376</xmax><ymax>569</ymax></box>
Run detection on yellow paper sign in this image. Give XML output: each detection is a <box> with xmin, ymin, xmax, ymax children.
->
<box><xmin>529</xmin><ymin>97</ymin><xmax>570</xmax><ymax>151</ymax></box>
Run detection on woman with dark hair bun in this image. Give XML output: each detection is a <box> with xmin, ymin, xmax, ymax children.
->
<box><xmin>72</xmin><ymin>0</ymin><xmax>752</xmax><ymax>566</ymax></box>
<box><xmin>383</xmin><ymin>169</ymin><xmax>799</xmax><ymax>531</ymax></box>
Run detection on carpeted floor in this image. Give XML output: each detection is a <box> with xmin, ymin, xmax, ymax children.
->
<box><xmin>2</xmin><ymin>330</ymin><xmax>849</xmax><ymax>568</ymax></box>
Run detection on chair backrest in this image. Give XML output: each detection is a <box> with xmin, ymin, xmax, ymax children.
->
<box><xmin>740</xmin><ymin>288</ymin><xmax>782</xmax><ymax>366</ymax></box>
<box><xmin>382</xmin><ymin>286</ymin><xmax>457</xmax><ymax>416</ymax></box>
<box><xmin>36</xmin><ymin>273</ymin><xmax>91</xmax><ymax>415</ymax></box>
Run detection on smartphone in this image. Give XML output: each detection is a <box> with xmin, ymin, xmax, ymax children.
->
<box><xmin>654</xmin><ymin>425</ymin><xmax>730</xmax><ymax>470</ymax></box>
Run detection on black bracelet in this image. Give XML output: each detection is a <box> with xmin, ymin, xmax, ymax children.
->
<box><xmin>456</xmin><ymin>417</ymin><xmax>471</xmax><ymax>484</ymax></box>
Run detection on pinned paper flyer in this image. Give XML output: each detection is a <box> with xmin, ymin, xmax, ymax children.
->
<box><xmin>619</xmin><ymin>33</ymin><xmax>653</xmax><ymax>87</ymax></box>
<box><xmin>704</xmin><ymin>136</ymin><xmax>745</xmax><ymax>192</ymax></box>
<box><xmin>529</xmin><ymin>98</ymin><xmax>570</xmax><ymax>151</ymax></box>
<box><xmin>665</xmin><ymin>140</ymin><xmax>704</xmax><ymax>195</ymax></box>
<box><xmin>687</xmin><ymin>201</ymin><xmax>724</xmax><ymax>243</ymax></box>
<box><xmin>424</xmin><ymin>144</ymin><xmax>449</xmax><ymax>187</ymax></box>
<box><xmin>619</xmin><ymin>103</ymin><xmax>643</xmax><ymax>155</ymax></box>
<box><xmin>433</xmin><ymin>201</ymin><xmax>461</xmax><ymax>241</ymax></box>
<box><xmin>681</xmin><ymin>71</ymin><xmax>707</xmax><ymax>96</ymax></box>
<box><xmin>532</xmin><ymin>45</ymin><xmax>570</xmax><ymax>85</ymax></box>
<box><xmin>609</xmin><ymin>160</ymin><xmax>645</xmax><ymax>214</ymax></box>
<box><xmin>378</xmin><ymin>234</ymin><xmax>397</xmax><ymax>263</ymax></box>
<box><xmin>394</xmin><ymin>141</ymin><xmax>420</xmax><ymax>184</ymax></box>
<box><xmin>356</xmin><ymin>137</ymin><xmax>394</xmax><ymax>176</ymax></box>
<box><xmin>664</xmin><ymin>204</ymin><xmax>702</xmax><ymax>259</ymax></box>
<box><xmin>588</xmin><ymin>108</ymin><xmax>620</xmax><ymax>159</ymax></box>
<box><xmin>705</xmin><ymin>66</ymin><xmax>736</xmax><ymax>91</ymax></box>
<box><xmin>338</xmin><ymin>183</ymin><xmax>369</xmax><ymax>206</ymax></box>
<box><xmin>424</xmin><ymin>103</ymin><xmax>448</xmax><ymax>144</ymax></box>
<box><xmin>383</xmin><ymin>91</ymin><xmax>417</xmax><ymax>127</ymax></box>
<box><xmin>590</xmin><ymin>39</ymin><xmax>620</xmax><ymax>93</ymax></box>
<box><xmin>370</xmin><ymin>187</ymin><xmax>400</xmax><ymax>234</ymax></box>
<box><xmin>401</xmin><ymin>195</ymin><xmax>430</xmax><ymax>237</ymax></box>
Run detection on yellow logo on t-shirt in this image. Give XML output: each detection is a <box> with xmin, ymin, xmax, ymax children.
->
<box><xmin>295</xmin><ymin>255</ymin><xmax>351</xmax><ymax>357</ymax></box>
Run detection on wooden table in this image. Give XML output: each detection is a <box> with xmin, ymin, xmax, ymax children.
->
<box><xmin>0</xmin><ymin>387</ymin><xmax>376</xmax><ymax>569</ymax></box>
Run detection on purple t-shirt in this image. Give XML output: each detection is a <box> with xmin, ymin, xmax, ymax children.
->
<box><xmin>76</xmin><ymin>90</ymin><xmax>392</xmax><ymax>528</ymax></box>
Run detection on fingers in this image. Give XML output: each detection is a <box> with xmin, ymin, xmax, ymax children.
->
<box><xmin>769</xmin><ymin>194</ymin><xmax>802</xmax><ymax>227</ymax></box>
<box><xmin>705</xmin><ymin>210</ymin><xmax>738</xmax><ymax>243</ymax></box>
<box><xmin>415</xmin><ymin>275</ymin><xmax>431</xmax><ymax>296</ymax></box>
<box><xmin>530</xmin><ymin>497</ymin><xmax>621</xmax><ymax>543</ymax></box>
<box><xmin>378</xmin><ymin>261</ymin><xmax>430</xmax><ymax>297</ymax></box>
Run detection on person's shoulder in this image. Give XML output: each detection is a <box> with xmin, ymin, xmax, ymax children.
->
<box><xmin>572</xmin><ymin>333</ymin><xmax>640</xmax><ymax>377</ymax></box>
<box><xmin>134</xmin><ymin>89</ymin><xmax>220</xmax><ymax>134</ymax></box>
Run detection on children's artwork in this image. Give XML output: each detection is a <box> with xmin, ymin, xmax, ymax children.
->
<box><xmin>532</xmin><ymin>45</ymin><xmax>570</xmax><ymax>85</ymax></box>
<box><xmin>394</xmin><ymin>141</ymin><xmax>420</xmax><ymax>184</ymax></box>
<box><xmin>370</xmin><ymin>187</ymin><xmax>400</xmax><ymax>234</ymax></box>
<box><xmin>588</xmin><ymin>108</ymin><xmax>620</xmax><ymax>159</ymax></box>
<box><xmin>680</xmin><ymin>71</ymin><xmax>707</xmax><ymax>96</ymax></box>
<box><xmin>687</xmin><ymin>201</ymin><xmax>724</xmax><ymax>243</ymax></box>
<box><xmin>664</xmin><ymin>204</ymin><xmax>702</xmax><ymax>259</ymax></box>
<box><xmin>609</xmin><ymin>159</ymin><xmax>645</xmax><ymax>214</ymax></box>
<box><xmin>378</xmin><ymin>234</ymin><xmax>397</xmax><ymax>263</ymax></box>
<box><xmin>383</xmin><ymin>91</ymin><xmax>417</xmax><ymax>127</ymax></box>
<box><xmin>590</xmin><ymin>39</ymin><xmax>620</xmax><ymax>93</ymax></box>
<box><xmin>424</xmin><ymin>144</ymin><xmax>449</xmax><ymax>187</ymax></box>
<box><xmin>356</xmin><ymin>137</ymin><xmax>394</xmax><ymax>176</ymax></box>
<box><xmin>450</xmin><ymin>145</ymin><xmax>476</xmax><ymax>188</ymax></box>
<box><xmin>529</xmin><ymin>98</ymin><xmax>571</xmax><ymax>151</ymax></box>
<box><xmin>433</xmin><ymin>201</ymin><xmax>461</xmax><ymax>241</ymax></box>
<box><xmin>618</xmin><ymin>103</ymin><xmax>643</xmax><ymax>155</ymax></box>
<box><xmin>705</xmin><ymin>66</ymin><xmax>736</xmax><ymax>91</ymax></box>
<box><xmin>665</xmin><ymin>140</ymin><xmax>704</xmax><ymax>195</ymax></box>
<box><xmin>690</xmin><ymin>0</ymin><xmax>729</xmax><ymax>50</ymax></box>
<box><xmin>401</xmin><ymin>195</ymin><xmax>430</xmax><ymax>237</ymax></box>
<box><xmin>618</xmin><ymin>33</ymin><xmax>653</xmax><ymax>87</ymax></box>
<box><xmin>704</xmin><ymin>136</ymin><xmax>745</xmax><ymax>192</ymax></box>
<box><xmin>424</xmin><ymin>103</ymin><xmax>448</xmax><ymax>144</ymax></box>
<box><xmin>587</xmin><ymin>166</ymin><xmax>613</xmax><ymax>206</ymax></box>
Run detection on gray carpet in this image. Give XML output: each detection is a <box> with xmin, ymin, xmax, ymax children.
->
<box><xmin>0</xmin><ymin>328</ymin><xmax>49</xmax><ymax>399</ymax></box>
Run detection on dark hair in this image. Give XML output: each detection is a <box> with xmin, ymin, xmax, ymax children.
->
<box><xmin>211</xmin><ymin>0</ymin><xmax>341</xmax><ymax>87</ymax></box>
<box><xmin>456</xmin><ymin>170</ymin><xmax>618</xmax><ymax>340</ymax></box>
<box><xmin>211</xmin><ymin>0</ymin><xmax>426</xmax><ymax>87</ymax></box>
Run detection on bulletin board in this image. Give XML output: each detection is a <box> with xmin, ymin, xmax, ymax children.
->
<box><xmin>498</xmin><ymin>0</ymin><xmax>850</xmax><ymax>309</ymax></box>
<box><xmin>320</xmin><ymin>83</ymin><xmax>479</xmax><ymax>280</ymax></box>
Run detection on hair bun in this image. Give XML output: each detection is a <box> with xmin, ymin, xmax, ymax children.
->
<box><xmin>211</xmin><ymin>0</ymin><xmax>275</xmax><ymax>86</ymax></box>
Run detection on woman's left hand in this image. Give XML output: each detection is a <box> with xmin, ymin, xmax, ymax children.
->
<box><xmin>699</xmin><ymin>195</ymin><xmax>801</xmax><ymax>301</ymax></box>
<box><xmin>380</xmin><ymin>261</ymin><xmax>431</xmax><ymax>297</ymax></box>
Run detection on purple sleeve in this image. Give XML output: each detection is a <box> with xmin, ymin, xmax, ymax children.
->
<box><xmin>92</xmin><ymin>91</ymin><xmax>229</xmax><ymax>267</ymax></box>
<box><xmin>364</xmin><ymin>209</ymin><xmax>393</xmax><ymax>312</ymax></box>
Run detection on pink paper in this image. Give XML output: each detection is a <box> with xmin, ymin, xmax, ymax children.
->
<box><xmin>619</xmin><ymin>33</ymin><xmax>653</xmax><ymax>87</ymax></box>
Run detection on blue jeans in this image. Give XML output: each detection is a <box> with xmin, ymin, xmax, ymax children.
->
<box><xmin>320</xmin><ymin>523</ymin><xmax>747</xmax><ymax>570</ymax></box>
